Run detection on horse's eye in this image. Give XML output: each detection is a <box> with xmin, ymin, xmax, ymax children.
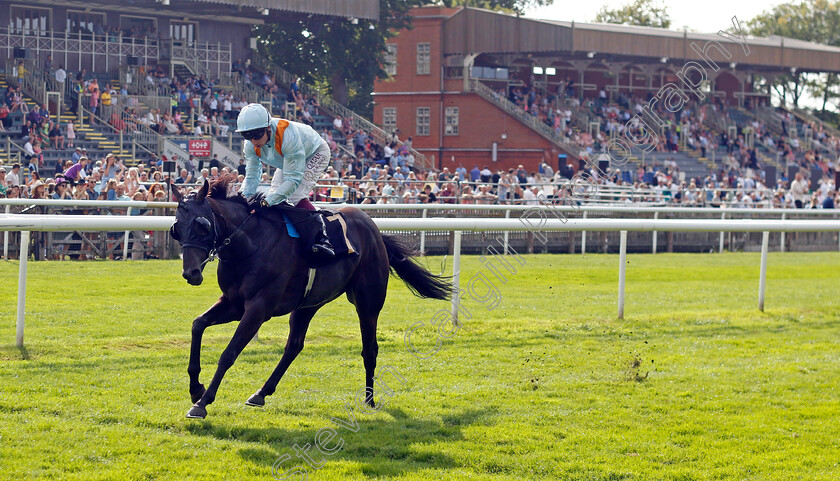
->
<box><xmin>195</xmin><ymin>217</ymin><xmax>211</xmax><ymax>235</ymax></box>
<box><xmin>169</xmin><ymin>222</ymin><xmax>181</xmax><ymax>241</ymax></box>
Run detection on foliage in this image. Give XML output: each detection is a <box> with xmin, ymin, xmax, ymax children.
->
<box><xmin>254</xmin><ymin>0</ymin><xmax>417</xmax><ymax>117</ymax></box>
<box><xmin>594</xmin><ymin>0</ymin><xmax>671</xmax><ymax>29</ymax></box>
<box><xmin>255</xmin><ymin>0</ymin><xmax>553</xmax><ymax>117</ymax></box>
<box><xmin>2</xmin><ymin>252</ymin><xmax>840</xmax><ymax>479</ymax></box>
<box><xmin>747</xmin><ymin>0</ymin><xmax>840</xmax><ymax>110</ymax></box>
<box><xmin>437</xmin><ymin>0</ymin><xmax>553</xmax><ymax>15</ymax></box>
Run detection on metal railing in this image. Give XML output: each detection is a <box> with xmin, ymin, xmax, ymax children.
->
<box><xmin>3</xmin><ymin>211</ymin><xmax>840</xmax><ymax>345</ymax></box>
<box><xmin>1</xmin><ymin>27</ymin><xmax>161</xmax><ymax>74</ymax></box>
<box><xmin>466</xmin><ymin>78</ymin><xmax>584</xmax><ymax>156</ymax></box>
<box><xmin>119</xmin><ymin>66</ymin><xmax>173</xmax><ymax>98</ymax></box>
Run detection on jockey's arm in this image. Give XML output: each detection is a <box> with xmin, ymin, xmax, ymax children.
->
<box><xmin>240</xmin><ymin>141</ymin><xmax>262</xmax><ymax>198</ymax></box>
<box><xmin>265</xmin><ymin>132</ymin><xmax>305</xmax><ymax>205</ymax></box>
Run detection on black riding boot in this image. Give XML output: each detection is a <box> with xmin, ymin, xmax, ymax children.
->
<box><xmin>309</xmin><ymin>214</ymin><xmax>336</xmax><ymax>262</ymax></box>
<box><xmin>282</xmin><ymin>208</ymin><xmax>336</xmax><ymax>264</ymax></box>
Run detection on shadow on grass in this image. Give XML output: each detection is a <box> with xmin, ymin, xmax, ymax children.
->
<box><xmin>185</xmin><ymin>406</ymin><xmax>496</xmax><ymax>478</ymax></box>
<box><xmin>0</xmin><ymin>344</ymin><xmax>32</xmax><ymax>360</ymax></box>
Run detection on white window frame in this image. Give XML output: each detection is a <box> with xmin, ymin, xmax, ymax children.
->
<box><xmin>416</xmin><ymin>107</ymin><xmax>430</xmax><ymax>136</ymax></box>
<box><xmin>383</xmin><ymin>107</ymin><xmax>397</xmax><ymax>132</ymax></box>
<box><xmin>445</xmin><ymin>106</ymin><xmax>459</xmax><ymax>136</ymax></box>
<box><xmin>170</xmin><ymin>20</ymin><xmax>198</xmax><ymax>46</ymax></box>
<box><xmin>385</xmin><ymin>43</ymin><xmax>397</xmax><ymax>76</ymax></box>
<box><xmin>66</xmin><ymin>10</ymin><xmax>105</xmax><ymax>36</ymax></box>
<box><xmin>10</xmin><ymin>5</ymin><xmax>52</xmax><ymax>36</ymax></box>
<box><xmin>119</xmin><ymin>15</ymin><xmax>158</xmax><ymax>39</ymax></box>
<box><xmin>416</xmin><ymin>43</ymin><xmax>430</xmax><ymax>75</ymax></box>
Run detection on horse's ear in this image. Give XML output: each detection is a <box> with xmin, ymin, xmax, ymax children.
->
<box><xmin>171</xmin><ymin>184</ymin><xmax>183</xmax><ymax>202</ymax></box>
<box><xmin>196</xmin><ymin>179</ymin><xmax>209</xmax><ymax>202</ymax></box>
<box><xmin>167</xmin><ymin>178</ymin><xmax>183</xmax><ymax>202</ymax></box>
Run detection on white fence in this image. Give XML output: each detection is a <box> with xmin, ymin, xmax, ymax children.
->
<box><xmin>3</xmin><ymin>213</ymin><xmax>840</xmax><ymax>347</ymax></box>
<box><xmin>4</xmin><ymin>200</ymin><xmax>840</xmax><ymax>258</ymax></box>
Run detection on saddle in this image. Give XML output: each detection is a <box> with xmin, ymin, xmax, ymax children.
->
<box><xmin>281</xmin><ymin>208</ymin><xmax>357</xmax><ymax>261</ymax></box>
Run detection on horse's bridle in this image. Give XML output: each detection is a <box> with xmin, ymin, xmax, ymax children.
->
<box><xmin>173</xmin><ymin>205</ymin><xmax>254</xmax><ymax>268</ymax></box>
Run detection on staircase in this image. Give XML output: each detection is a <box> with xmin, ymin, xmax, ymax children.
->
<box><xmin>251</xmin><ymin>50</ymin><xmax>432</xmax><ymax>170</ymax></box>
<box><xmin>0</xmin><ymin>71</ymin><xmax>154</xmax><ymax>171</ymax></box>
<box><xmin>466</xmin><ymin>78</ymin><xmax>583</xmax><ymax>158</ymax></box>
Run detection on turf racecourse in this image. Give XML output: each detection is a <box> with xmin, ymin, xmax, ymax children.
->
<box><xmin>0</xmin><ymin>252</ymin><xmax>838</xmax><ymax>481</ymax></box>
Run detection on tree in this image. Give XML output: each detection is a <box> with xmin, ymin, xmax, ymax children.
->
<box><xmin>255</xmin><ymin>0</ymin><xmax>418</xmax><ymax>116</ymax></box>
<box><xmin>594</xmin><ymin>0</ymin><xmax>671</xmax><ymax>29</ymax></box>
<box><xmin>255</xmin><ymin>0</ymin><xmax>555</xmax><ymax>117</ymax></box>
<box><xmin>437</xmin><ymin>0</ymin><xmax>552</xmax><ymax>16</ymax></box>
<box><xmin>747</xmin><ymin>0</ymin><xmax>840</xmax><ymax>110</ymax></box>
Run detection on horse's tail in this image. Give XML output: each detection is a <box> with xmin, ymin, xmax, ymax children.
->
<box><xmin>382</xmin><ymin>234</ymin><xmax>451</xmax><ymax>300</ymax></box>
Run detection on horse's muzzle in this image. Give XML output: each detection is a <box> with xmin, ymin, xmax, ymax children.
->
<box><xmin>183</xmin><ymin>268</ymin><xmax>204</xmax><ymax>286</ymax></box>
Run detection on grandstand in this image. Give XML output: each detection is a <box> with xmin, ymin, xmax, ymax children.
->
<box><xmin>0</xmin><ymin>2</ymin><xmax>838</xmax><ymax>212</ymax></box>
<box><xmin>374</xmin><ymin>6</ymin><xmax>840</xmax><ymax>184</ymax></box>
<box><xmin>0</xmin><ymin>0</ymin><xmax>407</xmax><ymax>176</ymax></box>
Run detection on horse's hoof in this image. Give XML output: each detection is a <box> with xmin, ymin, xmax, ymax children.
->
<box><xmin>186</xmin><ymin>405</ymin><xmax>207</xmax><ymax>419</ymax></box>
<box><xmin>245</xmin><ymin>393</ymin><xmax>265</xmax><ymax>407</ymax></box>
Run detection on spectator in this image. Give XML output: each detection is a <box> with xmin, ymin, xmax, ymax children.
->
<box><xmin>6</xmin><ymin>163</ymin><xmax>21</xmax><ymax>187</ymax></box>
<box><xmin>790</xmin><ymin>172</ymin><xmax>809</xmax><ymax>209</ymax></box>
<box><xmin>66</xmin><ymin>120</ymin><xmax>76</xmax><ymax>148</ymax></box>
<box><xmin>55</xmin><ymin>64</ymin><xmax>66</xmax><ymax>86</ymax></box>
<box><xmin>48</xmin><ymin>121</ymin><xmax>65</xmax><ymax>150</ymax></box>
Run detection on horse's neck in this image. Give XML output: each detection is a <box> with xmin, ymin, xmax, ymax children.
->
<box><xmin>207</xmin><ymin>198</ymin><xmax>251</xmax><ymax>242</ymax></box>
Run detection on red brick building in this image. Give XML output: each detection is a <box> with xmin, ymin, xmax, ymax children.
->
<box><xmin>373</xmin><ymin>6</ymin><xmax>561</xmax><ymax>173</ymax></box>
<box><xmin>374</xmin><ymin>6</ymin><xmax>840</xmax><ymax>173</ymax></box>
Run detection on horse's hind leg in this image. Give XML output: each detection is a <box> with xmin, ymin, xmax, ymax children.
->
<box><xmin>189</xmin><ymin>297</ymin><xmax>239</xmax><ymax>404</ymax></box>
<box><xmin>246</xmin><ymin>305</ymin><xmax>320</xmax><ymax>407</ymax></box>
<box><xmin>350</xmin><ymin>281</ymin><xmax>386</xmax><ymax>407</ymax></box>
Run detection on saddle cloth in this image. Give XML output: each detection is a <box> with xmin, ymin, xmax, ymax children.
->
<box><xmin>282</xmin><ymin>209</ymin><xmax>356</xmax><ymax>259</ymax></box>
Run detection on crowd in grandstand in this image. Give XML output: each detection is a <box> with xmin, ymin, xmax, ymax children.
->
<box><xmin>1</xmin><ymin>148</ymin><xmax>838</xmax><ymax>210</ymax></box>
<box><xmin>0</xmin><ymin>58</ymin><xmax>837</xmax><ymax>210</ymax></box>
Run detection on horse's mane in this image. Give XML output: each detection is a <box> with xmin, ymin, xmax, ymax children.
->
<box><xmin>207</xmin><ymin>174</ymin><xmax>250</xmax><ymax>208</ymax></box>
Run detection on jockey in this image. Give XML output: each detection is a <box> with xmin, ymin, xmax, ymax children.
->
<box><xmin>237</xmin><ymin>103</ymin><xmax>335</xmax><ymax>262</ymax></box>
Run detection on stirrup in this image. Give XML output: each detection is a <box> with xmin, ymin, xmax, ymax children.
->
<box><xmin>311</xmin><ymin>242</ymin><xmax>335</xmax><ymax>258</ymax></box>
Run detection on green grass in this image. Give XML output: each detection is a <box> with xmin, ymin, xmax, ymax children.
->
<box><xmin>0</xmin><ymin>252</ymin><xmax>839</xmax><ymax>480</ymax></box>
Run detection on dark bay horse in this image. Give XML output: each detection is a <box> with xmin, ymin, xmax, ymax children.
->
<box><xmin>169</xmin><ymin>177</ymin><xmax>450</xmax><ymax>419</ymax></box>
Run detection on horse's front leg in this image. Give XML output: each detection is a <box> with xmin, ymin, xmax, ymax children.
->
<box><xmin>246</xmin><ymin>306</ymin><xmax>319</xmax><ymax>407</ymax></box>
<box><xmin>187</xmin><ymin>302</ymin><xmax>266</xmax><ymax>419</ymax></box>
<box><xmin>189</xmin><ymin>297</ymin><xmax>240</xmax><ymax>404</ymax></box>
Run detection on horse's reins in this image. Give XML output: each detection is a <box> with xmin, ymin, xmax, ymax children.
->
<box><xmin>198</xmin><ymin>209</ymin><xmax>255</xmax><ymax>269</ymax></box>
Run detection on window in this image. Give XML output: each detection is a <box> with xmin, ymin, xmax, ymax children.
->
<box><xmin>10</xmin><ymin>6</ymin><xmax>51</xmax><ymax>36</ymax></box>
<box><xmin>66</xmin><ymin>11</ymin><xmax>105</xmax><ymax>36</ymax></box>
<box><xmin>416</xmin><ymin>43</ymin><xmax>430</xmax><ymax>75</ymax></box>
<box><xmin>170</xmin><ymin>20</ymin><xmax>197</xmax><ymax>46</ymax></box>
<box><xmin>416</xmin><ymin>107</ymin><xmax>430</xmax><ymax>136</ymax></box>
<box><xmin>384</xmin><ymin>44</ymin><xmax>397</xmax><ymax>76</ymax></box>
<box><xmin>445</xmin><ymin>107</ymin><xmax>459</xmax><ymax>136</ymax></box>
<box><xmin>119</xmin><ymin>15</ymin><xmax>157</xmax><ymax>39</ymax></box>
<box><xmin>383</xmin><ymin>107</ymin><xmax>397</xmax><ymax>132</ymax></box>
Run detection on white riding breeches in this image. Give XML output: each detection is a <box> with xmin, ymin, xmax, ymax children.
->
<box><xmin>268</xmin><ymin>143</ymin><xmax>331</xmax><ymax>205</ymax></box>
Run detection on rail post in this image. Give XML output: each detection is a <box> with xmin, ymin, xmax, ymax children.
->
<box><xmin>758</xmin><ymin>231</ymin><xmax>769</xmax><ymax>312</ymax></box>
<box><xmin>16</xmin><ymin>231</ymin><xmax>29</xmax><ymax>347</ymax></box>
<box><xmin>652</xmin><ymin>211</ymin><xmax>658</xmax><ymax>254</ymax></box>
<box><xmin>123</xmin><ymin>208</ymin><xmax>131</xmax><ymax>260</ymax></box>
<box><xmin>618</xmin><ymin>230</ymin><xmax>627</xmax><ymax>319</ymax></box>
<box><xmin>503</xmin><ymin>210</ymin><xmax>510</xmax><ymax>254</ymax></box>
<box><xmin>3</xmin><ymin>204</ymin><xmax>9</xmax><ymax>258</ymax></box>
<box><xmin>451</xmin><ymin>230</ymin><xmax>462</xmax><ymax>326</ymax></box>
<box><xmin>581</xmin><ymin>210</ymin><xmax>587</xmax><ymax>254</ymax></box>
<box><xmin>419</xmin><ymin>209</ymin><xmax>427</xmax><ymax>254</ymax></box>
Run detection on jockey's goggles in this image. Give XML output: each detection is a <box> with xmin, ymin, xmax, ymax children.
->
<box><xmin>240</xmin><ymin>127</ymin><xmax>267</xmax><ymax>141</ymax></box>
